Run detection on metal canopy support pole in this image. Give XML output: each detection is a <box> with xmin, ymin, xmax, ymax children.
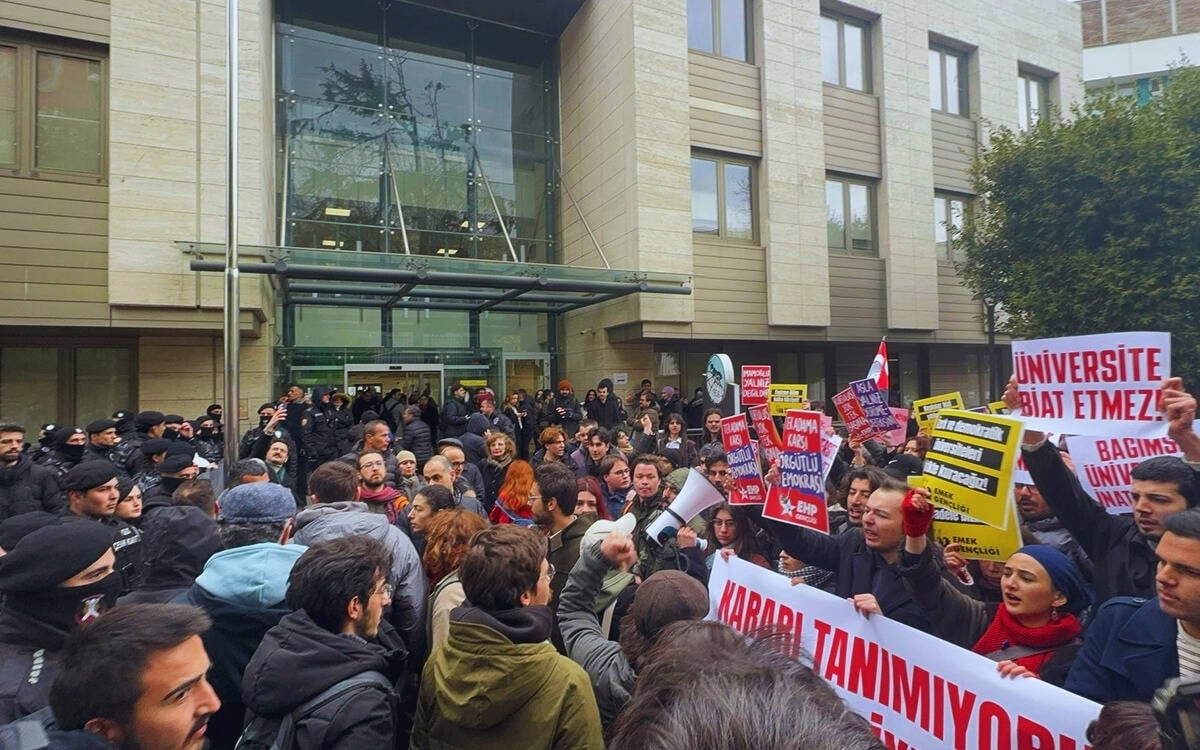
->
<box><xmin>558</xmin><ymin>169</ymin><xmax>611</xmax><ymax>269</ymax></box>
<box><xmin>221</xmin><ymin>0</ymin><xmax>240</xmax><ymax>481</ymax></box>
<box><xmin>472</xmin><ymin>145</ymin><xmax>520</xmax><ymax>263</ymax></box>
<box><xmin>384</xmin><ymin>136</ymin><xmax>412</xmax><ymax>254</ymax></box>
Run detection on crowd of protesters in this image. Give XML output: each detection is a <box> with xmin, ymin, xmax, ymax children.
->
<box><xmin>0</xmin><ymin>372</ymin><xmax>1194</xmax><ymax>749</ymax></box>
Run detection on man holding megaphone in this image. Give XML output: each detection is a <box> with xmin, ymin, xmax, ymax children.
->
<box><xmin>626</xmin><ymin>457</ymin><xmax>723</xmax><ymax>583</ymax></box>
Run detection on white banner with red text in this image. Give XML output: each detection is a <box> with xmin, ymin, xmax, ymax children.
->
<box><xmin>707</xmin><ymin>556</ymin><xmax>1099</xmax><ymax>750</ymax></box>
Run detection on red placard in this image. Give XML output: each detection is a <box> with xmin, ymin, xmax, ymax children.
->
<box><xmin>747</xmin><ymin>403</ymin><xmax>783</xmax><ymax>464</ymax></box>
<box><xmin>832</xmin><ymin>387</ymin><xmax>874</xmax><ymax>441</ymax></box>
<box><xmin>741</xmin><ymin>365</ymin><xmax>772</xmax><ymax>406</ymax></box>
<box><xmin>720</xmin><ymin>415</ymin><xmax>767</xmax><ymax>505</ymax></box>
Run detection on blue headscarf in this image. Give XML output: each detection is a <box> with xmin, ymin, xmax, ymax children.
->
<box><xmin>1016</xmin><ymin>544</ymin><xmax>1094</xmax><ymax>615</ymax></box>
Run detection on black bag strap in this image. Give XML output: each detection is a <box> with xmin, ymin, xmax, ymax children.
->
<box><xmin>266</xmin><ymin>670</ymin><xmax>393</xmax><ymax>750</ymax></box>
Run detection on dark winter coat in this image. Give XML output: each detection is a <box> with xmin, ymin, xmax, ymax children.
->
<box><xmin>441</xmin><ymin>396</ymin><xmax>470</xmax><ymax>439</ymax></box>
<box><xmin>1022</xmin><ymin>440</ymin><xmax>1159</xmax><ymax>601</ymax></box>
<box><xmin>0</xmin><ymin>455</ymin><xmax>63</xmax><ymax>522</ymax></box>
<box><xmin>243</xmin><ymin>610</ymin><xmax>406</xmax><ymax>750</ymax></box>
<box><xmin>0</xmin><ymin>608</ymin><xmax>69</xmax><ymax>724</ymax></box>
<box><xmin>761</xmin><ymin>517</ymin><xmax>941</xmax><ymax>633</ymax></box>
<box><xmin>175</xmin><ymin>543</ymin><xmax>307</xmax><ymax>749</ymax></box>
<box><xmin>1064</xmin><ymin>595</ymin><xmax>1178</xmax><ymax>703</ymax></box>
<box><xmin>400</xmin><ymin>418</ymin><xmax>434</xmax><ymax>467</ymax></box>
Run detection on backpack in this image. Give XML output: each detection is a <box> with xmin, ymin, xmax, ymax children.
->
<box><xmin>234</xmin><ymin>670</ymin><xmax>393</xmax><ymax>750</ymax></box>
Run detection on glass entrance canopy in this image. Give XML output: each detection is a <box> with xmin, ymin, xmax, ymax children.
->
<box><xmin>180</xmin><ymin>243</ymin><xmax>694</xmax><ymax>316</ymax></box>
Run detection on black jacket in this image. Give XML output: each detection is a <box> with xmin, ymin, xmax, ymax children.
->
<box><xmin>243</xmin><ymin>610</ymin><xmax>406</xmax><ymax>750</ymax></box>
<box><xmin>400</xmin><ymin>419</ymin><xmax>434</xmax><ymax>467</ymax></box>
<box><xmin>539</xmin><ymin>394</ymin><xmax>583</xmax><ymax>437</ymax></box>
<box><xmin>35</xmin><ymin>449</ymin><xmax>80</xmax><ymax>484</ymax></box>
<box><xmin>441</xmin><ymin>396</ymin><xmax>470</xmax><ymax>438</ymax></box>
<box><xmin>1022</xmin><ymin>440</ymin><xmax>1159</xmax><ymax>602</ymax></box>
<box><xmin>761</xmin><ymin>517</ymin><xmax>939</xmax><ymax>633</ymax></box>
<box><xmin>589</xmin><ymin>396</ymin><xmax>625</xmax><ymax>430</ymax></box>
<box><xmin>127</xmin><ymin>504</ymin><xmax>222</xmax><ymax>603</ymax></box>
<box><xmin>0</xmin><ymin>608</ymin><xmax>70</xmax><ymax>724</ymax></box>
<box><xmin>302</xmin><ymin>388</ymin><xmax>341</xmax><ymax>462</ymax></box>
<box><xmin>0</xmin><ymin>455</ymin><xmax>63</xmax><ymax>522</ymax></box>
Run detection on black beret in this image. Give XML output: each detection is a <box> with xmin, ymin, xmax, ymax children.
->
<box><xmin>61</xmin><ymin>461</ymin><xmax>120</xmax><ymax>492</ymax></box>
<box><xmin>51</xmin><ymin>426</ymin><xmax>84</xmax><ymax>447</ymax></box>
<box><xmin>163</xmin><ymin>414</ymin><xmax>185</xmax><ymax>424</ymax></box>
<box><xmin>134</xmin><ymin>410</ymin><xmax>165</xmax><ymax>429</ymax></box>
<box><xmin>141</xmin><ymin>438</ymin><xmax>171</xmax><ymax>455</ymax></box>
<box><xmin>160</xmin><ymin>442</ymin><xmax>196</xmax><ymax>473</ymax></box>
<box><xmin>258</xmin><ymin>402</ymin><xmax>276</xmax><ymax>413</ymax></box>
<box><xmin>0</xmin><ymin>511</ymin><xmax>61</xmax><ymax>551</ymax></box>
<box><xmin>0</xmin><ymin>521</ymin><xmax>118</xmax><ymax>592</ymax></box>
<box><xmin>86</xmin><ymin>419</ymin><xmax>117</xmax><ymax>434</ymax></box>
<box><xmin>112</xmin><ymin>410</ymin><xmax>133</xmax><ymax>421</ymax></box>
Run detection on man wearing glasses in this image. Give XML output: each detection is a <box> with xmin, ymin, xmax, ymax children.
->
<box><xmin>413</xmin><ymin>525</ymin><xmax>603</xmax><ymax>748</ymax></box>
<box><xmin>242</xmin><ymin>535</ymin><xmax>409</xmax><ymax>747</ymax></box>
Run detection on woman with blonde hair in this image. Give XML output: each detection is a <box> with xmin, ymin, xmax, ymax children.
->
<box><xmin>423</xmin><ymin>509</ymin><xmax>490</xmax><ymax>647</ymax></box>
<box><xmin>489</xmin><ymin>459</ymin><xmax>535</xmax><ymax>526</ymax></box>
<box><xmin>479</xmin><ymin>431</ymin><xmax>516</xmax><ymax>511</ymax></box>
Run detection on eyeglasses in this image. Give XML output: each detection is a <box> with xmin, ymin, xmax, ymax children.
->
<box><xmin>374</xmin><ymin>582</ymin><xmax>394</xmax><ymax>599</ymax></box>
<box><xmin>712</xmin><ymin>519</ymin><xmax>737</xmax><ymax>528</ymax></box>
<box><xmin>609</xmin><ymin>468</ymin><xmax>630</xmax><ymax>476</ymax></box>
<box><xmin>543</xmin><ymin>562</ymin><xmax>556</xmax><ymax>581</ymax></box>
<box><xmin>528</xmin><ymin>494</ymin><xmax>543</xmax><ymax>504</ymax></box>
<box><xmin>450</xmin><ymin>460</ymin><xmax>465</xmax><ymax>468</ymax></box>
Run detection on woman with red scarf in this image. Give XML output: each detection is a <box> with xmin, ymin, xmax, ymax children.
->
<box><xmin>895</xmin><ymin>490</ymin><xmax>1093</xmax><ymax>686</ymax></box>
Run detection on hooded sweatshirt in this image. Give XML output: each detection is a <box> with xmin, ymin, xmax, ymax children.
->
<box><xmin>292</xmin><ymin>502</ymin><xmax>427</xmax><ymax>661</ymax></box>
<box><xmin>174</xmin><ymin>542</ymin><xmax>306</xmax><ymax>749</ymax></box>
<box><xmin>412</xmin><ymin>605</ymin><xmax>604</xmax><ymax>749</ymax></box>
<box><xmin>242</xmin><ymin>609</ymin><xmax>407</xmax><ymax>750</ymax></box>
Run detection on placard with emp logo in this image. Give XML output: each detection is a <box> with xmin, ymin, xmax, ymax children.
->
<box><xmin>922</xmin><ymin>409</ymin><xmax>1022</xmax><ymax>530</ymax></box>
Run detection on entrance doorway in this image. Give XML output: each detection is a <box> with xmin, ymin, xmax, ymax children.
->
<box><xmin>343</xmin><ymin>364</ymin><xmax>444</xmax><ymax>404</ymax></box>
<box><xmin>503</xmin><ymin>354</ymin><xmax>549</xmax><ymax>398</ymax></box>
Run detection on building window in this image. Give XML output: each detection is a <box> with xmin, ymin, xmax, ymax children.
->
<box><xmin>1017</xmin><ymin>71</ymin><xmax>1049</xmax><ymax>131</ymax></box>
<box><xmin>0</xmin><ymin>46</ymin><xmax>15</xmax><ymax>166</ymax></box>
<box><xmin>826</xmin><ymin>176</ymin><xmax>875</xmax><ymax>255</ymax></box>
<box><xmin>929</xmin><ymin>46</ymin><xmax>967</xmax><ymax>115</ymax></box>
<box><xmin>820</xmin><ymin>14</ymin><xmax>869</xmax><ymax>92</ymax></box>
<box><xmin>688</xmin><ymin>0</ymin><xmax>750</xmax><ymax>62</ymax></box>
<box><xmin>933</xmin><ymin>193</ymin><xmax>967</xmax><ymax>261</ymax></box>
<box><xmin>691</xmin><ymin>154</ymin><xmax>755</xmax><ymax>241</ymax></box>
<box><xmin>0</xmin><ymin>38</ymin><xmax>105</xmax><ymax>177</ymax></box>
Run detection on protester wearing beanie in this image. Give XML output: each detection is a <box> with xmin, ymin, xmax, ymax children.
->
<box><xmin>543</xmin><ymin>379</ymin><xmax>583</xmax><ymax>440</ymax></box>
<box><xmin>62</xmin><ymin>461</ymin><xmax>143</xmax><ymax>594</ymax></box>
<box><xmin>558</xmin><ymin>533</ymin><xmax>709</xmax><ymax>728</ymax></box>
<box><xmin>0</xmin><ymin>520</ymin><xmax>121</xmax><ymax>723</ymax></box>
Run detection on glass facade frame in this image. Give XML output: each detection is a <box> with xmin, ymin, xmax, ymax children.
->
<box><xmin>276</xmin><ymin>2</ymin><xmax>559</xmax><ymax>264</ymax></box>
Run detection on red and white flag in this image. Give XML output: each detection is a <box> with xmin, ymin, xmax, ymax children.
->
<box><xmin>867</xmin><ymin>339</ymin><xmax>889</xmax><ymax>391</ymax></box>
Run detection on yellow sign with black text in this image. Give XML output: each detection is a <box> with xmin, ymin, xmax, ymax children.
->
<box><xmin>767</xmin><ymin>384</ymin><xmax>808</xmax><ymax>416</ymax></box>
<box><xmin>912</xmin><ymin>391</ymin><xmax>965</xmax><ymax>431</ymax></box>
<box><xmin>922</xmin><ymin>409</ymin><xmax>1022</xmax><ymax>530</ymax></box>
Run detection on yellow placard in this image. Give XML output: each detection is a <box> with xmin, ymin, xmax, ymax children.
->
<box><xmin>932</xmin><ymin>503</ymin><xmax>1023</xmax><ymax>562</ymax></box>
<box><xmin>922</xmin><ymin>409</ymin><xmax>1022</xmax><ymax>530</ymax></box>
<box><xmin>987</xmin><ymin>400</ymin><xmax>1010</xmax><ymax>415</ymax></box>
<box><xmin>460</xmin><ymin>379</ymin><xmax>488</xmax><ymax>387</ymax></box>
<box><xmin>767</xmin><ymin>384</ymin><xmax>808</xmax><ymax>416</ymax></box>
<box><xmin>912</xmin><ymin>391</ymin><xmax>964</xmax><ymax>431</ymax></box>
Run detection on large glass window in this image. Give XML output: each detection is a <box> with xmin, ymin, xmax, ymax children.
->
<box><xmin>0</xmin><ymin>40</ymin><xmax>105</xmax><ymax>177</ymax></box>
<box><xmin>0</xmin><ymin>347</ymin><xmax>59</xmax><ymax>429</ymax></box>
<box><xmin>0</xmin><ymin>344</ymin><xmax>132</xmax><ymax>426</ymax></box>
<box><xmin>826</xmin><ymin>176</ymin><xmax>875</xmax><ymax>255</ymax></box>
<box><xmin>277</xmin><ymin>2</ymin><xmax>558</xmax><ymax>262</ymax></box>
<box><xmin>820</xmin><ymin>14</ymin><xmax>869</xmax><ymax>92</ymax></box>
<box><xmin>0</xmin><ymin>46</ymin><xmax>15</xmax><ymax>165</ymax></box>
<box><xmin>36</xmin><ymin>52</ymin><xmax>102</xmax><ymax>173</ymax></box>
<box><xmin>929</xmin><ymin>46</ymin><xmax>967</xmax><ymax>115</ymax></box>
<box><xmin>1018</xmin><ymin>70</ymin><xmax>1050</xmax><ymax>131</ymax></box>
<box><xmin>687</xmin><ymin>0</ymin><xmax>750</xmax><ymax>62</ymax></box>
<box><xmin>691</xmin><ymin>154</ymin><xmax>755</xmax><ymax>241</ymax></box>
<box><xmin>933</xmin><ymin>192</ymin><xmax>967</xmax><ymax>261</ymax></box>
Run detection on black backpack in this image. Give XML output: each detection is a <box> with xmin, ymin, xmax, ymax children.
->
<box><xmin>234</xmin><ymin>671</ymin><xmax>393</xmax><ymax>750</ymax></box>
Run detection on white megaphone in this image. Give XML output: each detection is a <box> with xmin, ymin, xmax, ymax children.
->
<box><xmin>645</xmin><ymin>467</ymin><xmax>725</xmax><ymax>547</ymax></box>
